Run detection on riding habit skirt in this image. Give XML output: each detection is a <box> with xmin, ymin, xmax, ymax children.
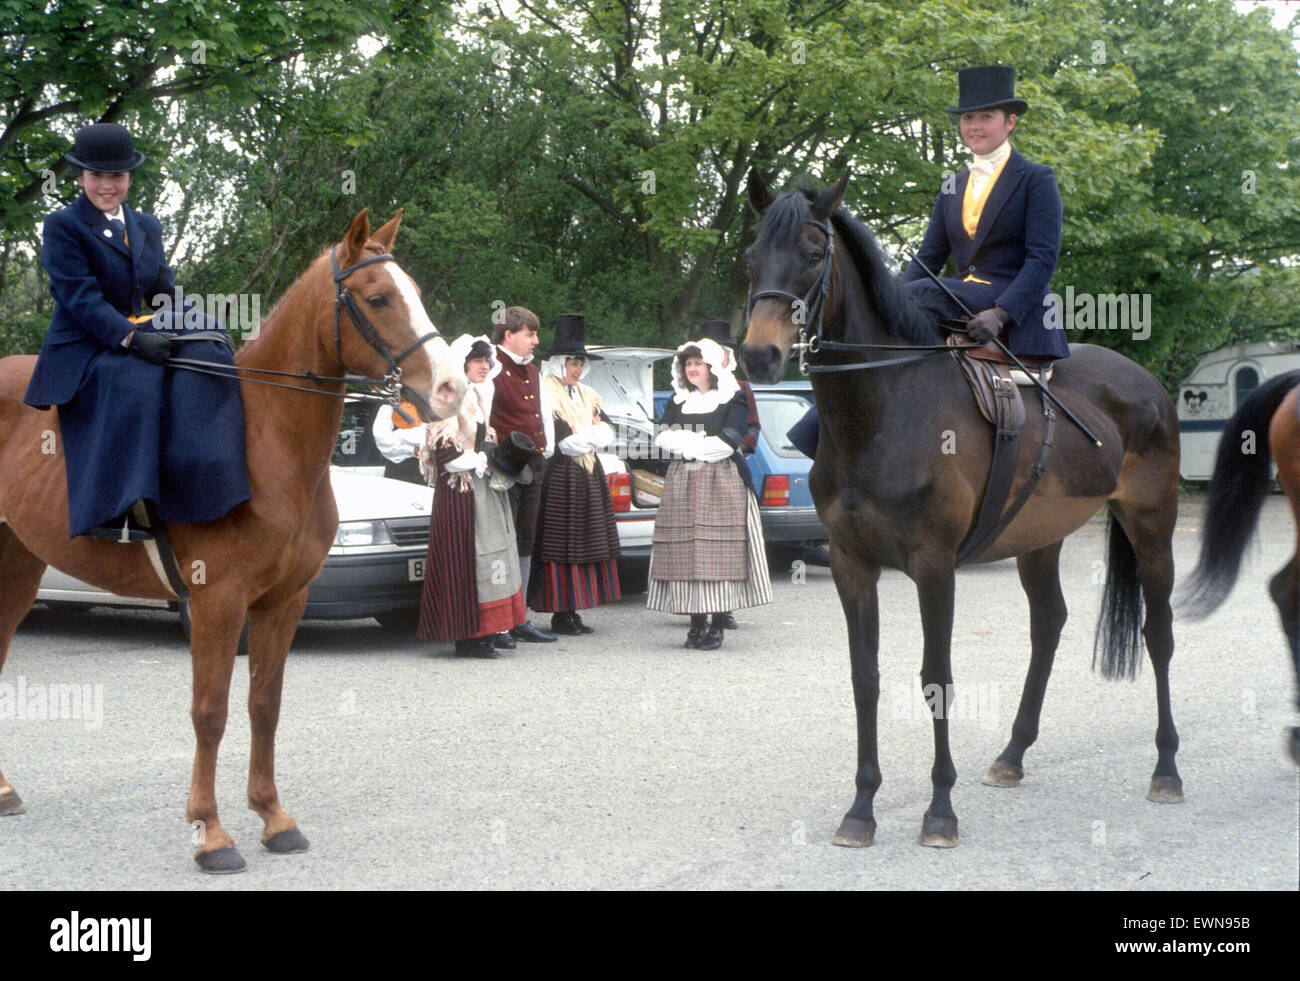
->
<box><xmin>55</xmin><ymin>335</ymin><xmax>251</xmax><ymax>537</ymax></box>
<box><xmin>646</xmin><ymin>458</ymin><xmax>772</xmax><ymax>614</ymax></box>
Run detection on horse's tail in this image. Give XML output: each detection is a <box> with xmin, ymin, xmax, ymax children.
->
<box><xmin>1093</xmin><ymin>511</ymin><xmax>1144</xmax><ymax>680</ymax></box>
<box><xmin>1182</xmin><ymin>368</ymin><xmax>1300</xmax><ymax>618</ymax></box>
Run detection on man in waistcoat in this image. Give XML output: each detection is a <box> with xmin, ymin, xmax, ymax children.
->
<box><xmin>490</xmin><ymin>306</ymin><xmax>558</xmax><ymax>643</ymax></box>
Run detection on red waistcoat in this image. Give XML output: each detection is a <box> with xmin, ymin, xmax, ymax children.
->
<box><xmin>490</xmin><ymin>348</ymin><xmax>546</xmax><ymax>452</ymax></box>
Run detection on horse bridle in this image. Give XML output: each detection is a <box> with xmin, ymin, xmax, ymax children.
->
<box><xmin>744</xmin><ymin>216</ymin><xmax>966</xmax><ymax>375</ymax></box>
<box><xmin>165</xmin><ymin>247</ymin><xmax>441</xmax><ymax>420</ymax></box>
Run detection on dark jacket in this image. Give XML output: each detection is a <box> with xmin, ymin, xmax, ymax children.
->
<box><xmin>900</xmin><ymin>147</ymin><xmax>1067</xmax><ymax>359</ymax></box>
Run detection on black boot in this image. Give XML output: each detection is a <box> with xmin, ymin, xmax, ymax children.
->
<box><xmin>711</xmin><ymin>612</ymin><xmax>738</xmax><ymax>630</ymax></box>
<box><xmin>685</xmin><ymin>614</ymin><xmax>708</xmax><ymax>649</ymax></box>
<box><xmin>697</xmin><ymin>625</ymin><xmax>724</xmax><ymax>651</ymax></box>
<box><xmin>454</xmin><ymin>636</ymin><xmax>500</xmax><ymax>659</ymax></box>
<box><xmin>550</xmin><ymin>611</ymin><xmax>585</xmax><ymax>636</ymax></box>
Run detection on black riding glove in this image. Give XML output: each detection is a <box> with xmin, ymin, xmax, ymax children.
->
<box><xmin>966</xmin><ymin>307</ymin><xmax>1008</xmax><ymax>344</ymax></box>
<box><xmin>127</xmin><ymin>330</ymin><xmax>174</xmax><ymax>365</ymax></box>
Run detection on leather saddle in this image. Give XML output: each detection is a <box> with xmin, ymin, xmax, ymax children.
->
<box><xmin>942</xmin><ymin>330</ymin><xmax>1057</xmax><ymax>566</ymax></box>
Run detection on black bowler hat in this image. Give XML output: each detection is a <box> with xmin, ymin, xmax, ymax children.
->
<box><xmin>64</xmin><ymin>123</ymin><xmax>146</xmax><ymax>172</ymax></box>
<box><xmin>696</xmin><ymin>319</ymin><xmax>735</xmax><ymax>348</ymax></box>
<box><xmin>485</xmin><ymin>431</ymin><xmax>536</xmax><ymax>485</ymax></box>
<box><xmin>545</xmin><ymin>313</ymin><xmax>603</xmax><ymax>361</ymax></box>
<box><xmin>946</xmin><ymin>66</ymin><xmax>1029</xmax><ymax>116</ymax></box>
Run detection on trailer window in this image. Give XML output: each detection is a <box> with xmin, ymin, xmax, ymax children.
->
<box><xmin>1234</xmin><ymin>366</ymin><xmax>1260</xmax><ymax>411</ymax></box>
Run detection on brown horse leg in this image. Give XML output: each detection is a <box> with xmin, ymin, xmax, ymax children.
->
<box><xmin>984</xmin><ymin>541</ymin><xmax>1068</xmax><ymax>788</ymax></box>
<box><xmin>246</xmin><ymin>589</ymin><xmax>310</xmax><ymax>853</ymax></box>
<box><xmin>0</xmin><ymin>524</ymin><xmax>47</xmax><ymax>816</ymax></box>
<box><xmin>1113</xmin><ymin>500</ymin><xmax>1183</xmax><ymax>803</ymax></box>
<box><xmin>829</xmin><ymin>545</ymin><xmax>882</xmax><ymax>847</ymax></box>
<box><xmin>915</xmin><ymin>563</ymin><xmax>959</xmax><ymax>847</ymax></box>
<box><xmin>185</xmin><ymin>586</ymin><xmax>250</xmax><ymax>873</ymax></box>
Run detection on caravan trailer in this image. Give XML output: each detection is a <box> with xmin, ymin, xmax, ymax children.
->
<box><xmin>1177</xmin><ymin>339</ymin><xmax>1300</xmax><ymax>481</ymax></box>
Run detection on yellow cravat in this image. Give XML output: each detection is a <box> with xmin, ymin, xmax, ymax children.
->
<box><xmin>962</xmin><ymin>154</ymin><xmax>1009</xmax><ymax>242</ymax></box>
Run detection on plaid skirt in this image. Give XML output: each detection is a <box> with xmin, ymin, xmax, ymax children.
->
<box><xmin>646</xmin><ymin>459</ymin><xmax>772</xmax><ymax>614</ymax></box>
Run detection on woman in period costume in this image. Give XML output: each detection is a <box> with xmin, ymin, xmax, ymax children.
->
<box><xmin>648</xmin><ymin>337</ymin><xmax>772</xmax><ymax>649</ymax></box>
<box><xmin>527</xmin><ymin>314</ymin><xmax>621</xmax><ymax>635</ymax></box>
<box><xmin>23</xmin><ymin>122</ymin><xmax>249</xmax><ymax>540</ymax></box>
<box><xmin>416</xmin><ymin>334</ymin><xmax>530</xmax><ymax>658</ymax></box>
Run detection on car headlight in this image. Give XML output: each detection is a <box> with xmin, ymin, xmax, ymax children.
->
<box><xmin>333</xmin><ymin>520</ymin><xmax>394</xmax><ymax>547</ymax></box>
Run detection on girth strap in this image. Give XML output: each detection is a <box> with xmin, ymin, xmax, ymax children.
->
<box><xmin>952</xmin><ymin>348</ymin><xmax>1057</xmax><ymax>566</ymax></box>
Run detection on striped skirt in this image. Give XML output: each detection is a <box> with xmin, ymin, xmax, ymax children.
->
<box><xmin>527</xmin><ymin>557</ymin><xmax>621</xmax><ymax>612</ymax></box>
<box><xmin>646</xmin><ymin>490</ymin><xmax>772</xmax><ymax>615</ymax></box>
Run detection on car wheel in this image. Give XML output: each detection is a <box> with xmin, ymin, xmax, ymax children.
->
<box><xmin>374</xmin><ymin>607</ymin><xmax>422</xmax><ymax>633</ymax></box>
<box><xmin>178</xmin><ymin>599</ymin><xmax>250</xmax><ymax>656</ymax></box>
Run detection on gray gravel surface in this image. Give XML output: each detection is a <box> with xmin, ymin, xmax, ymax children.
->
<box><xmin>1</xmin><ymin>492</ymin><xmax>1296</xmax><ymax>890</ymax></box>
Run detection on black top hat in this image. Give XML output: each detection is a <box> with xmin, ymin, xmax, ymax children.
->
<box><xmin>696</xmin><ymin>319</ymin><xmax>735</xmax><ymax>348</ymax></box>
<box><xmin>946</xmin><ymin>66</ymin><xmax>1029</xmax><ymax>116</ymax></box>
<box><xmin>65</xmin><ymin>123</ymin><xmax>146</xmax><ymax>172</ymax></box>
<box><xmin>485</xmin><ymin>431</ymin><xmax>536</xmax><ymax>485</ymax></box>
<box><xmin>545</xmin><ymin>313</ymin><xmax>603</xmax><ymax>361</ymax></box>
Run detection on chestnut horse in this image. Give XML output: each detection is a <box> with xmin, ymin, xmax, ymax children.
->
<box><xmin>1184</xmin><ymin>368</ymin><xmax>1300</xmax><ymax>764</ymax></box>
<box><xmin>741</xmin><ymin>172</ymin><xmax>1184</xmax><ymax>847</ymax></box>
<box><xmin>0</xmin><ymin>210</ymin><xmax>465</xmax><ymax>871</ymax></box>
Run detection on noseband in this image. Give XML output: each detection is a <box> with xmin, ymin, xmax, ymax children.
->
<box><xmin>331</xmin><ymin>248</ymin><xmax>440</xmax><ymax>406</ymax></box>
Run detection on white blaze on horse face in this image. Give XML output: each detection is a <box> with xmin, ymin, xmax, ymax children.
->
<box><xmin>387</xmin><ymin>264</ymin><xmax>466</xmax><ymax>420</ymax></box>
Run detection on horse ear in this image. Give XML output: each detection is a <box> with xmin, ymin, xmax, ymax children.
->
<box><xmin>341</xmin><ymin>209</ymin><xmax>371</xmax><ymax>264</ymax></box>
<box><xmin>373</xmin><ymin>209</ymin><xmax>403</xmax><ymax>251</ymax></box>
<box><xmin>747</xmin><ymin>168</ymin><xmax>773</xmax><ymax>214</ymax></box>
<box><xmin>811</xmin><ymin>169</ymin><xmax>851</xmax><ymax>220</ymax></box>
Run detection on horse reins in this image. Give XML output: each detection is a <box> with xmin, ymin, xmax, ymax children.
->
<box><xmin>160</xmin><ymin>247</ymin><xmax>440</xmax><ymax>419</ymax></box>
<box><xmin>745</xmin><ymin>217</ymin><xmax>967</xmax><ymax>376</ymax></box>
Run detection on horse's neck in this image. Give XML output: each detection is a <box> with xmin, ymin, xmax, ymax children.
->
<box><xmin>816</xmin><ymin>255</ymin><xmax>892</xmax><ymax>435</ymax></box>
<box><xmin>235</xmin><ymin>268</ymin><xmax>345</xmax><ymax>495</ymax></box>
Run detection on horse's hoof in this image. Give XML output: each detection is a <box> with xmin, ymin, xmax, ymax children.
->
<box><xmin>263</xmin><ymin>827</ymin><xmax>310</xmax><ymax>854</ymax></box>
<box><xmin>1287</xmin><ymin>727</ymin><xmax>1300</xmax><ymax>767</ymax></box>
<box><xmin>918</xmin><ymin>812</ymin><xmax>959</xmax><ymax>848</ymax></box>
<box><xmin>981</xmin><ymin>760</ymin><xmax>1024</xmax><ymax>788</ymax></box>
<box><xmin>194</xmin><ymin>846</ymin><xmax>247</xmax><ymax>874</ymax></box>
<box><xmin>0</xmin><ymin>789</ymin><xmax>25</xmax><ymax>816</ymax></box>
<box><xmin>1146</xmin><ymin>775</ymin><xmax>1185</xmax><ymax>804</ymax></box>
<box><xmin>831</xmin><ymin>817</ymin><xmax>876</xmax><ymax>847</ymax></box>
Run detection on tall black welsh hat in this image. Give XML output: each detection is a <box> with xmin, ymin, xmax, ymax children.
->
<box><xmin>65</xmin><ymin>123</ymin><xmax>146</xmax><ymax>172</ymax></box>
<box><xmin>696</xmin><ymin>319</ymin><xmax>735</xmax><ymax>348</ymax></box>
<box><xmin>546</xmin><ymin>313</ymin><xmax>603</xmax><ymax>361</ymax></box>
<box><xmin>946</xmin><ymin>66</ymin><xmax>1029</xmax><ymax>116</ymax></box>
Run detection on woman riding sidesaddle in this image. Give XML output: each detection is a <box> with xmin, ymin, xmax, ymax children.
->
<box><xmin>23</xmin><ymin>123</ymin><xmax>250</xmax><ymax>541</ymax></box>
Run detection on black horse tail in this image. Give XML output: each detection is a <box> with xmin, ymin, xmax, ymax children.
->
<box><xmin>1182</xmin><ymin>369</ymin><xmax>1300</xmax><ymax>618</ymax></box>
<box><xmin>1093</xmin><ymin>512</ymin><xmax>1144</xmax><ymax>680</ymax></box>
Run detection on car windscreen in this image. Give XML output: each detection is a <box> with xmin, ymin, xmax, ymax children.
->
<box><xmin>756</xmin><ymin>394</ymin><xmax>814</xmax><ymax>458</ymax></box>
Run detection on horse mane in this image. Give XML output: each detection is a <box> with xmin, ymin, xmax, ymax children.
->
<box><xmin>762</xmin><ymin>188</ymin><xmax>942</xmax><ymax>346</ymax></box>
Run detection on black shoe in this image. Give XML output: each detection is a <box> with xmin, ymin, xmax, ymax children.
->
<box><xmin>711</xmin><ymin>612</ymin><xmax>738</xmax><ymax>630</ymax></box>
<box><xmin>684</xmin><ymin>627</ymin><xmax>704</xmax><ymax>649</ymax></box>
<box><xmin>550</xmin><ymin>612</ymin><xmax>583</xmax><ymax>636</ymax></box>
<box><xmin>511</xmin><ymin>620</ymin><xmax>557</xmax><ymax>643</ymax></box>
<box><xmin>492</xmin><ymin>632</ymin><xmax>516</xmax><ymax>650</ymax></box>
<box><xmin>569</xmin><ymin>611</ymin><xmax>595</xmax><ymax>634</ymax></box>
<box><xmin>696</xmin><ymin>626</ymin><xmax>724</xmax><ymax>651</ymax></box>
<box><xmin>454</xmin><ymin>636</ymin><xmax>500</xmax><ymax>659</ymax></box>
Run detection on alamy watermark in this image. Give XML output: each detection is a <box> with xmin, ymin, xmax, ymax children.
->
<box><xmin>149</xmin><ymin>287</ymin><xmax>262</xmax><ymax>340</ymax></box>
<box><xmin>890</xmin><ymin>682</ymin><xmax>1000</xmax><ymax>730</ymax></box>
<box><xmin>0</xmin><ymin>676</ymin><xmax>104</xmax><ymax>730</ymax></box>
<box><xmin>1043</xmin><ymin>287</ymin><xmax>1152</xmax><ymax>340</ymax></box>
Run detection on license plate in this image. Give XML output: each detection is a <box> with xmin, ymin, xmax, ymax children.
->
<box><xmin>407</xmin><ymin>557</ymin><xmax>425</xmax><ymax>581</ymax></box>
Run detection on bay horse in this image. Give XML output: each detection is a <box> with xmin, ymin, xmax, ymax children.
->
<box><xmin>0</xmin><ymin>209</ymin><xmax>465</xmax><ymax>871</ymax></box>
<box><xmin>740</xmin><ymin>171</ymin><xmax>1184</xmax><ymax>847</ymax></box>
<box><xmin>1183</xmin><ymin>368</ymin><xmax>1300</xmax><ymax>764</ymax></box>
